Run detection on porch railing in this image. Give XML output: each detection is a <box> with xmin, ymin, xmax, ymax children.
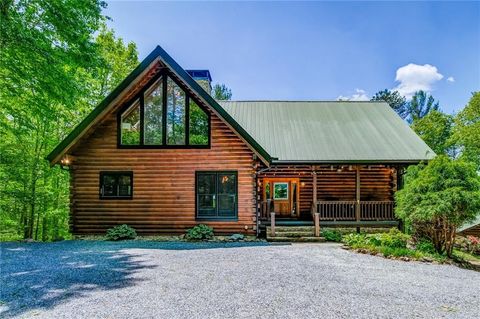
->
<box><xmin>317</xmin><ymin>200</ymin><xmax>395</xmax><ymax>221</ymax></box>
<box><xmin>259</xmin><ymin>200</ymin><xmax>395</xmax><ymax>224</ymax></box>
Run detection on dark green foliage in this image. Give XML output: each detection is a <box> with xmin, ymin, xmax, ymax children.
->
<box><xmin>321</xmin><ymin>229</ymin><xmax>342</xmax><ymax>242</ymax></box>
<box><xmin>415</xmin><ymin>239</ymin><xmax>436</xmax><ymax>254</ymax></box>
<box><xmin>371</xmin><ymin>89</ymin><xmax>408</xmax><ymax>119</ymax></box>
<box><xmin>396</xmin><ymin>156</ymin><xmax>480</xmax><ymax>256</ymax></box>
<box><xmin>212</xmin><ymin>83</ymin><xmax>232</xmax><ymax>100</ymax></box>
<box><xmin>105</xmin><ymin>224</ymin><xmax>137</xmax><ymax>241</ymax></box>
<box><xmin>408</xmin><ymin>90</ymin><xmax>440</xmax><ymax>123</ymax></box>
<box><xmin>185</xmin><ymin>224</ymin><xmax>214</xmax><ymax>241</ymax></box>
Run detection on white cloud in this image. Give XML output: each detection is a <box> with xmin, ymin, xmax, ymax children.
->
<box><xmin>337</xmin><ymin>88</ymin><xmax>369</xmax><ymax>101</ymax></box>
<box><xmin>393</xmin><ymin>63</ymin><xmax>443</xmax><ymax>98</ymax></box>
<box><xmin>447</xmin><ymin>76</ymin><xmax>455</xmax><ymax>83</ymax></box>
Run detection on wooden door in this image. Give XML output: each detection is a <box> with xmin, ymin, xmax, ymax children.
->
<box><xmin>263</xmin><ymin>178</ymin><xmax>300</xmax><ymax>218</ymax></box>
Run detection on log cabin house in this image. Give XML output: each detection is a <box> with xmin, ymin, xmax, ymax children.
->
<box><xmin>47</xmin><ymin>46</ymin><xmax>434</xmax><ymax>238</ymax></box>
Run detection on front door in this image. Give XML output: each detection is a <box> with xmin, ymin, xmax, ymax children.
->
<box><xmin>263</xmin><ymin>178</ymin><xmax>300</xmax><ymax>218</ymax></box>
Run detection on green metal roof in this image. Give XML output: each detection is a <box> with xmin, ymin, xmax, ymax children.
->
<box><xmin>219</xmin><ymin>100</ymin><xmax>435</xmax><ymax>163</ymax></box>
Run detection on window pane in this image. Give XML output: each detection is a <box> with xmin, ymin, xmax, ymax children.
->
<box><xmin>121</xmin><ymin>100</ymin><xmax>141</xmax><ymax>145</ymax></box>
<box><xmin>189</xmin><ymin>100</ymin><xmax>208</xmax><ymax>145</ymax></box>
<box><xmin>265</xmin><ymin>182</ymin><xmax>270</xmax><ymax>199</ymax></box>
<box><xmin>118</xmin><ymin>175</ymin><xmax>132</xmax><ymax>197</ymax></box>
<box><xmin>218</xmin><ymin>174</ymin><xmax>235</xmax><ymax>194</ymax></box>
<box><xmin>274</xmin><ymin>183</ymin><xmax>288</xmax><ymax>200</ymax></box>
<box><xmin>197</xmin><ymin>174</ymin><xmax>216</xmax><ymax>194</ymax></box>
<box><xmin>166</xmin><ymin>77</ymin><xmax>186</xmax><ymax>145</ymax></box>
<box><xmin>144</xmin><ymin>79</ymin><xmax>163</xmax><ymax>145</ymax></box>
<box><xmin>218</xmin><ymin>195</ymin><xmax>235</xmax><ymax>216</ymax></box>
<box><xmin>102</xmin><ymin>175</ymin><xmax>117</xmax><ymax>197</ymax></box>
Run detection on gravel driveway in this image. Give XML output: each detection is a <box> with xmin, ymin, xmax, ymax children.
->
<box><xmin>1</xmin><ymin>241</ymin><xmax>479</xmax><ymax>319</ymax></box>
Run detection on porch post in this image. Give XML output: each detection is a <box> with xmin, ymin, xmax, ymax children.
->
<box><xmin>270</xmin><ymin>212</ymin><xmax>276</xmax><ymax>237</ymax></box>
<box><xmin>312</xmin><ymin>170</ymin><xmax>317</xmax><ymax>212</ymax></box>
<box><xmin>355</xmin><ymin>165</ymin><xmax>361</xmax><ymax>233</ymax></box>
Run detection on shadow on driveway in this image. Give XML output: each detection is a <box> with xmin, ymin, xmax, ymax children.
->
<box><xmin>0</xmin><ymin>240</ymin><xmax>269</xmax><ymax>318</ymax></box>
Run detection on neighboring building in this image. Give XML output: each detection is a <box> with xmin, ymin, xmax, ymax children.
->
<box><xmin>458</xmin><ymin>216</ymin><xmax>480</xmax><ymax>237</ymax></box>
<box><xmin>47</xmin><ymin>46</ymin><xmax>434</xmax><ymax>237</ymax></box>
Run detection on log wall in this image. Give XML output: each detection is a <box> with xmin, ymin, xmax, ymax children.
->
<box><xmin>69</xmin><ymin>111</ymin><xmax>256</xmax><ymax>235</ymax></box>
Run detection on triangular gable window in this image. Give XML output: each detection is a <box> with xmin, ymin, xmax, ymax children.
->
<box><xmin>118</xmin><ymin>73</ymin><xmax>210</xmax><ymax>148</ymax></box>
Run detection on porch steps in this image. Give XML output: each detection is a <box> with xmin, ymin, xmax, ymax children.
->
<box><xmin>266</xmin><ymin>226</ymin><xmax>325</xmax><ymax>243</ymax></box>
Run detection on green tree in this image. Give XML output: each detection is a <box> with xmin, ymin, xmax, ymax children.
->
<box><xmin>0</xmin><ymin>1</ymin><xmax>138</xmax><ymax>240</ymax></box>
<box><xmin>212</xmin><ymin>83</ymin><xmax>232</xmax><ymax>100</ymax></box>
<box><xmin>452</xmin><ymin>92</ymin><xmax>480</xmax><ymax>169</ymax></box>
<box><xmin>408</xmin><ymin>90</ymin><xmax>440</xmax><ymax>123</ymax></box>
<box><xmin>371</xmin><ymin>89</ymin><xmax>408</xmax><ymax>119</ymax></box>
<box><xmin>411</xmin><ymin>110</ymin><xmax>454</xmax><ymax>156</ymax></box>
<box><xmin>396</xmin><ymin>156</ymin><xmax>480</xmax><ymax>257</ymax></box>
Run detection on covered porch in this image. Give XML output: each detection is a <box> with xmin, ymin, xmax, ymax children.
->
<box><xmin>257</xmin><ymin>164</ymin><xmax>402</xmax><ymax>234</ymax></box>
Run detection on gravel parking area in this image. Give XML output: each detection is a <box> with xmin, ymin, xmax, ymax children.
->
<box><xmin>1</xmin><ymin>240</ymin><xmax>479</xmax><ymax>319</ymax></box>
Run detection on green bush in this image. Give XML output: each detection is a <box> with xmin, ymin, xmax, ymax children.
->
<box><xmin>415</xmin><ymin>239</ymin><xmax>436</xmax><ymax>254</ymax></box>
<box><xmin>342</xmin><ymin>233</ymin><xmax>368</xmax><ymax>247</ymax></box>
<box><xmin>105</xmin><ymin>224</ymin><xmax>137</xmax><ymax>241</ymax></box>
<box><xmin>185</xmin><ymin>224</ymin><xmax>214</xmax><ymax>241</ymax></box>
<box><xmin>342</xmin><ymin>229</ymin><xmax>410</xmax><ymax>249</ymax></box>
<box><xmin>367</xmin><ymin>228</ymin><xmax>410</xmax><ymax>249</ymax></box>
<box><xmin>321</xmin><ymin>229</ymin><xmax>342</xmax><ymax>242</ymax></box>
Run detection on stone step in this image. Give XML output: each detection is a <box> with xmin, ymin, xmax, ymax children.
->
<box><xmin>266</xmin><ymin>236</ymin><xmax>326</xmax><ymax>243</ymax></box>
<box><xmin>266</xmin><ymin>231</ymin><xmax>314</xmax><ymax>237</ymax></box>
<box><xmin>266</xmin><ymin>226</ymin><xmax>316</xmax><ymax>233</ymax></box>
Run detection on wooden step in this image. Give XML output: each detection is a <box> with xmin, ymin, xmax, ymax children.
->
<box><xmin>266</xmin><ymin>236</ymin><xmax>326</xmax><ymax>243</ymax></box>
<box><xmin>270</xmin><ymin>231</ymin><xmax>315</xmax><ymax>237</ymax></box>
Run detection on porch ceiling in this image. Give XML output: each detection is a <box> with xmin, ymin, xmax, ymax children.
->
<box><xmin>220</xmin><ymin>101</ymin><xmax>435</xmax><ymax>163</ymax></box>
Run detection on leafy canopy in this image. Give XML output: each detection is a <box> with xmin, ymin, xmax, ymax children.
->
<box><xmin>452</xmin><ymin>92</ymin><xmax>480</xmax><ymax>169</ymax></box>
<box><xmin>212</xmin><ymin>83</ymin><xmax>232</xmax><ymax>100</ymax></box>
<box><xmin>411</xmin><ymin>110</ymin><xmax>454</xmax><ymax>156</ymax></box>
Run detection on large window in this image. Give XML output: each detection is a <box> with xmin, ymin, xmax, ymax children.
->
<box><xmin>100</xmin><ymin>172</ymin><xmax>133</xmax><ymax>199</ymax></box>
<box><xmin>196</xmin><ymin>171</ymin><xmax>237</xmax><ymax>219</ymax></box>
<box><xmin>118</xmin><ymin>73</ymin><xmax>210</xmax><ymax>148</ymax></box>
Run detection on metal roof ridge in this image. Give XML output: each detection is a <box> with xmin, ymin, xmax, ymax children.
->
<box><xmin>218</xmin><ymin>100</ymin><xmax>386</xmax><ymax>103</ymax></box>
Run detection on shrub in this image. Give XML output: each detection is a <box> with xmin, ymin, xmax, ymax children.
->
<box><xmin>455</xmin><ymin>235</ymin><xmax>480</xmax><ymax>255</ymax></box>
<box><xmin>342</xmin><ymin>233</ymin><xmax>368</xmax><ymax>247</ymax></box>
<box><xmin>185</xmin><ymin>224</ymin><xmax>214</xmax><ymax>241</ymax></box>
<box><xmin>105</xmin><ymin>224</ymin><xmax>137</xmax><ymax>241</ymax></box>
<box><xmin>367</xmin><ymin>228</ymin><xmax>410</xmax><ymax>249</ymax></box>
<box><xmin>321</xmin><ymin>229</ymin><xmax>342</xmax><ymax>242</ymax></box>
<box><xmin>415</xmin><ymin>239</ymin><xmax>436</xmax><ymax>254</ymax></box>
<box><xmin>395</xmin><ymin>156</ymin><xmax>480</xmax><ymax>257</ymax></box>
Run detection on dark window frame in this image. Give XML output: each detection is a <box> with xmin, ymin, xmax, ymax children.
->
<box><xmin>99</xmin><ymin>171</ymin><xmax>133</xmax><ymax>200</ymax></box>
<box><xmin>117</xmin><ymin>69</ymin><xmax>211</xmax><ymax>149</ymax></box>
<box><xmin>195</xmin><ymin>171</ymin><xmax>238</xmax><ymax>221</ymax></box>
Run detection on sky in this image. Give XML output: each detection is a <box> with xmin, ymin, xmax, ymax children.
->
<box><xmin>105</xmin><ymin>1</ymin><xmax>480</xmax><ymax>114</ymax></box>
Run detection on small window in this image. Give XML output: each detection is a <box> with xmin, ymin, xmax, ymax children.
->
<box><xmin>273</xmin><ymin>182</ymin><xmax>288</xmax><ymax>200</ymax></box>
<box><xmin>196</xmin><ymin>171</ymin><xmax>237</xmax><ymax>219</ymax></box>
<box><xmin>100</xmin><ymin>172</ymin><xmax>133</xmax><ymax>199</ymax></box>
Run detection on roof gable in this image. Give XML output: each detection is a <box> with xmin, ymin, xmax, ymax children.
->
<box><xmin>47</xmin><ymin>46</ymin><xmax>271</xmax><ymax>164</ymax></box>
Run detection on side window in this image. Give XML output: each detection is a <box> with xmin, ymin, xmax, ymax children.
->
<box><xmin>100</xmin><ymin>172</ymin><xmax>133</xmax><ymax>199</ymax></box>
<box><xmin>196</xmin><ymin>171</ymin><xmax>237</xmax><ymax>219</ymax></box>
<box><xmin>118</xmin><ymin>73</ymin><xmax>209</xmax><ymax>148</ymax></box>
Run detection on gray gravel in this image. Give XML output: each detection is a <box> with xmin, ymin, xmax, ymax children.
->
<box><xmin>1</xmin><ymin>241</ymin><xmax>479</xmax><ymax>319</ymax></box>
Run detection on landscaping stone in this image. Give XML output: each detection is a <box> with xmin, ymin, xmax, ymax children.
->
<box><xmin>229</xmin><ymin>234</ymin><xmax>244</xmax><ymax>241</ymax></box>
